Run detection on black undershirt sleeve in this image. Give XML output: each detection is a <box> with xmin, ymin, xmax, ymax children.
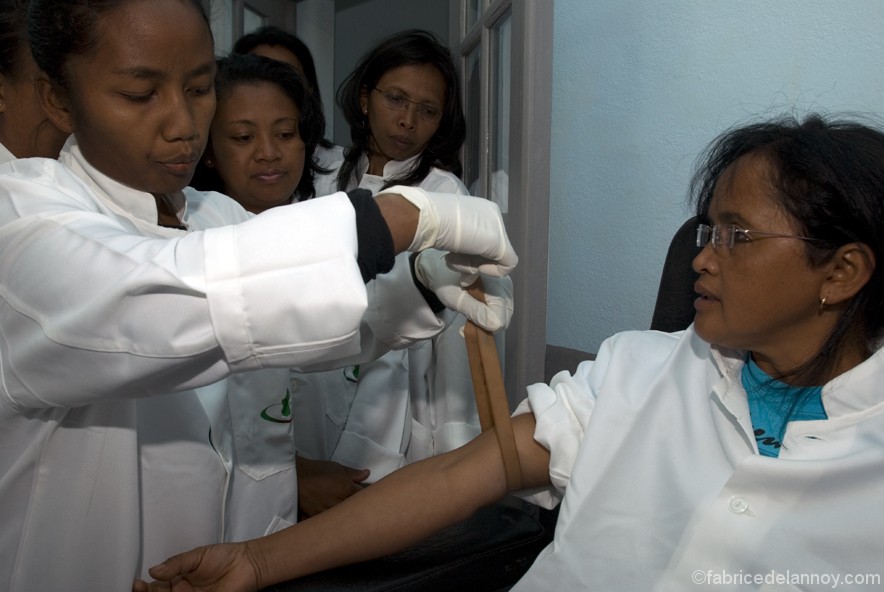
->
<box><xmin>347</xmin><ymin>189</ymin><xmax>445</xmax><ymax>313</ymax></box>
<box><xmin>348</xmin><ymin>188</ymin><xmax>395</xmax><ymax>283</ymax></box>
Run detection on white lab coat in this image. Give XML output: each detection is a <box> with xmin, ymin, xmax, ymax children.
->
<box><xmin>0</xmin><ymin>138</ymin><xmax>445</xmax><ymax>592</ymax></box>
<box><xmin>313</xmin><ymin>154</ymin><xmax>480</xmax><ymax>480</ymax></box>
<box><xmin>512</xmin><ymin>326</ymin><xmax>884</xmax><ymax>591</ymax></box>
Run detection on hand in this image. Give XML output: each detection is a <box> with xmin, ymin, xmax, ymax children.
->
<box><xmin>296</xmin><ymin>456</ymin><xmax>370</xmax><ymax>518</ymax></box>
<box><xmin>388</xmin><ymin>185</ymin><xmax>518</xmax><ymax>277</ymax></box>
<box><xmin>132</xmin><ymin>542</ymin><xmax>262</xmax><ymax>592</ymax></box>
<box><xmin>414</xmin><ymin>249</ymin><xmax>514</xmax><ymax>332</ymax></box>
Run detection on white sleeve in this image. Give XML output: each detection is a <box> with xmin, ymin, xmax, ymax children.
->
<box><xmin>513</xmin><ymin>339</ymin><xmax>613</xmax><ymax>507</ymax></box>
<box><xmin>0</xmin><ymin>173</ymin><xmax>368</xmax><ymax>408</ymax></box>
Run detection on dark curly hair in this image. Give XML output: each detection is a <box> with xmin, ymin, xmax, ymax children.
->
<box><xmin>232</xmin><ymin>25</ymin><xmax>335</xmax><ymax>152</ymax></box>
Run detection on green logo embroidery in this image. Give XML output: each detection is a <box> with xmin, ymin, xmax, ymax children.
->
<box><xmin>260</xmin><ymin>388</ymin><xmax>293</xmax><ymax>423</ymax></box>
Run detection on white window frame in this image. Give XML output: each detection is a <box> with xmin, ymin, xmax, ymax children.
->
<box><xmin>450</xmin><ymin>0</ymin><xmax>553</xmax><ymax>404</ymax></box>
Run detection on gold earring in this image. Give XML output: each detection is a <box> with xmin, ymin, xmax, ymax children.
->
<box><xmin>819</xmin><ymin>295</ymin><xmax>828</xmax><ymax>313</ymax></box>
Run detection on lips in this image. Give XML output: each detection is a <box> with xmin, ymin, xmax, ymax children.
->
<box><xmin>390</xmin><ymin>135</ymin><xmax>414</xmax><ymax>149</ymax></box>
<box><xmin>693</xmin><ymin>281</ymin><xmax>720</xmax><ymax>310</ymax></box>
<box><xmin>253</xmin><ymin>169</ymin><xmax>288</xmax><ymax>183</ymax></box>
<box><xmin>158</xmin><ymin>153</ymin><xmax>199</xmax><ymax>176</ymax></box>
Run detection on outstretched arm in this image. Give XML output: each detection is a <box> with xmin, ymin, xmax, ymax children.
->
<box><xmin>135</xmin><ymin>413</ymin><xmax>551</xmax><ymax>592</ymax></box>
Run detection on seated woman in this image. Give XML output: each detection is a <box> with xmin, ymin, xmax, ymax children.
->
<box><xmin>139</xmin><ymin>112</ymin><xmax>884</xmax><ymax>591</ymax></box>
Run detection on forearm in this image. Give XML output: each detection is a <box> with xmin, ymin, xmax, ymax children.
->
<box><xmin>252</xmin><ymin>414</ymin><xmax>551</xmax><ymax>588</ymax></box>
<box><xmin>374</xmin><ymin>193</ymin><xmax>418</xmax><ymax>254</ymax></box>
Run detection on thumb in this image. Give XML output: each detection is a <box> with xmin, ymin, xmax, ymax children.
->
<box><xmin>148</xmin><ymin>548</ymin><xmax>206</xmax><ymax>581</ymax></box>
<box><xmin>350</xmin><ymin>468</ymin><xmax>371</xmax><ymax>483</ymax></box>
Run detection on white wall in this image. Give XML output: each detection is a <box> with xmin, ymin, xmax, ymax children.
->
<box><xmin>547</xmin><ymin>0</ymin><xmax>884</xmax><ymax>353</ymax></box>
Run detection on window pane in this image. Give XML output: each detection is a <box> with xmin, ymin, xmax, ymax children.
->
<box><xmin>243</xmin><ymin>5</ymin><xmax>266</xmax><ymax>35</ymax></box>
<box><xmin>464</xmin><ymin>44</ymin><xmax>482</xmax><ymax>195</ymax></box>
<box><xmin>490</xmin><ymin>10</ymin><xmax>511</xmax><ymax>213</ymax></box>
<box><xmin>466</xmin><ymin>0</ymin><xmax>481</xmax><ymax>31</ymax></box>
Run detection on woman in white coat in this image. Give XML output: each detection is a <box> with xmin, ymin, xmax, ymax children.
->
<box><xmin>0</xmin><ymin>1</ymin><xmax>516</xmax><ymax>591</ymax></box>
<box><xmin>144</xmin><ymin>113</ymin><xmax>884</xmax><ymax>592</ymax></box>
<box><xmin>300</xmin><ymin>30</ymin><xmax>511</xmax><ymax>485</ymax></box>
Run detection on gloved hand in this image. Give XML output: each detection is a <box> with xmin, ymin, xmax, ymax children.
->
<box><xmin>388</xmin><ymin>185</ymin><xmax>518</xmax><ymax>277</ymax></box>
<box><xmin>414</xmin><ymin>248</ymin><xmax>514</xmax><ymax>332</ymax></box>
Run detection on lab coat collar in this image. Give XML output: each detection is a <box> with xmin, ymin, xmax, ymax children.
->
<box><xmin>0</xmin><ymin>141</ymin><xmax>15</xmax><ymax>165</ymax></box>
<box><xmin>358</xmin><ymin>152</ymin><xmax>422</xmax><ymax>181</ymax></box>
<box><xmin>57</xmin><ymin>136</ymin><xmax>188</xmax><ymax>232</ymax></box>
<box><xmin>705</xmin><ymin>326</ymin><xmax>884</xmax><ymax>420</ymax></box>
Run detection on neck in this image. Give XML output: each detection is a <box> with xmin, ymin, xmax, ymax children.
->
<box><xmin>153</xmin><ymin>193</ymin><xmax>186</xmax><ymax>229</ymax></box>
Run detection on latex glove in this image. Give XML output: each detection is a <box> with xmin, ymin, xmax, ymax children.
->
<box><xmin>389</xmin><ymin>185</ymin><xmax>518</xmax><ymax>277</ymax></box>
<box><xmin>414</xmin><ymin>248</ymin><xmax>514</xmax><ymax>332</ymax></box>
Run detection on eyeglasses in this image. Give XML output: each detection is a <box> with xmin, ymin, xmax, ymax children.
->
<box><xmin>372</xmin><ymin>88</ymin><xmax>443</xmax><ymax>122</ymax></box>
<box><xmin>696</xmin><ymin>223</ymin><xmax>824</xmax><ymax>250</ymax></box>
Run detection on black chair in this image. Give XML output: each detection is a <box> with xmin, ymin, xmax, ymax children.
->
<box><xmin>269</xmin><ymin>499</ymin><xmax>558</xmax><ymax>592</ymax></box>
<box><xmin>650</xmin><ymin>217</ymin><xmax>700</xmax><ymax>333</ymax></box>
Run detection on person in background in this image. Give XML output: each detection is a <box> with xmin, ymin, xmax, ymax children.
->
<box><xmin>0</xmin><ymin>1</ymin><xmax>516</xmax><ymax>590</ymax></box>
<box><xmin>306</xmin><ymin>29</ymin><xmax>510</xmax><ymax>484</ymax></box>
<box><xmin>0</xmin><ymin>0</ymin><xmax>67</xmax><ymax>161</ymax></box>
<box><xmin>190</xmin><ymin>52</ymin><xmax>372</xmax><ymax>519</ymax></box>
<box><xmin>141</xmin><ymin>113</ymin><xmax>884</xmax><ymax>592</ymax></box>
<box><xmin>232</xmin><ymin>25</ymin><xmax>344</xmax><ymax>171</ymax></box>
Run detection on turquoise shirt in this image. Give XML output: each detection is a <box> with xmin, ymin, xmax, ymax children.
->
<box><xmin>742</xmin><ymin>358</ymin><xmax>827</xmax><ymax>457</ymax></box>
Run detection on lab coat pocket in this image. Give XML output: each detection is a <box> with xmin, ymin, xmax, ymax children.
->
<box><xmin>227</xmin><ymin>370</ymin><xmax>297</xmax><ymax>481</ymax></box>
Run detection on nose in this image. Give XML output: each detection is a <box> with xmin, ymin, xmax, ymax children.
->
<box><xmin>398</xmin><ymin>105</ymin><xmax>417</xmax><ymax>130</ymax></box>
<box><xmin>255</xmin><ymin>134</ymin><xmax>281</xmax><ymax>162</ymax></box>
<box><xmin>691</xmin><ymin>242</ymin><xmax>718</xmax><ymax>275</ymax></box>
<box><xmin>162</xmin><ymin>90</ymin><xmax>199</xmax><ymax>143</ymax></box>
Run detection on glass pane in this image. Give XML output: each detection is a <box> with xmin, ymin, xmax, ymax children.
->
<box><xmin>466</xmin><ymin>0</ymin><xmax>481</xmax><ymax>31</ymax></box>
<box><xmin>210</xmin><ymin>0</ymin><xmax>233</xmax><ymax>54</ymax></box>
<box><xmin>243</xmin><ymin>5</ymin><xmax>266</xmax><ymax>35</ymax></box>
<box><xmin>490</xmin><ymin>10</ymin><xmax>511</xmax><ymax>213</ymax></box>
<box><xmin>463</xmin><ymin>44</ymin><xmax>482</xmax><ymax>196</ymax></box>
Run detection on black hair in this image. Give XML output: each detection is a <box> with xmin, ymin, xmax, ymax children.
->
<box><xmin>690</xmin><ymin>113</ymin><xmax>884</xmax><ymax>385</ymax></box>
<box><xmin>27</xmin><ymin>0</ymin><xmax>210</xmax><ymax>94</ymax></box>
<box><xmin>190</xmin><ymin>53</ymin><xmax>325</xmax><ymax>200</ymax></box>
<box><xmin>334</xmin><ymin>29</ymin><xmax>466</xmax><ymax>192</ymax></box>
<box><xmin>0</xmin><ymin>0</ymin><xmax>30</xmax><ymax>79</ymax></box>
<box><xmin>232</xmin><ymin>25</ymin><xmax>334</xmax><ymax>151</ymax></box>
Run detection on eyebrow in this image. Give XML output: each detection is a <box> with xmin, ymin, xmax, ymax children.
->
<box><xmin>112</xmin><ymin>61</ymin><xmax>216</xmax><ymax>82</ymax></box>
<box><xmin>223</xmin><ymin>116</ymin><xmax>299</xmax><ymax>126</ymax></box>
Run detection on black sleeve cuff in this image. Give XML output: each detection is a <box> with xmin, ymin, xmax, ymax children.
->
<box><xmin>409</xmin><ymin>252</ymin><xmax>446</xmax><ymax>314</ymax></box>
<box><xmin>347</xmin><ymin>189</ymin><xmax>395</xmax><ymax>283</ymax></box>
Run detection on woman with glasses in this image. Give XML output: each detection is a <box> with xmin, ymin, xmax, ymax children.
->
<box><xmin>321</xmin><ymin>28</ymin><xmax>466</xmax><ymax>196</ymax></box>
<box><xmin>294</xmin><ymin>30</ymin><xmax>503</xmax><ymax>490</ymax></box>
<box><xmin>141</xmin><ymin>113</ymin><xmax>884</xmax><ymax>592</ymax></box>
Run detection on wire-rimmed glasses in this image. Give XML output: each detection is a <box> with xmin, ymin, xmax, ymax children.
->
<box><xmin>372</xmin><ymin>88</ymin><xmax>443</xmax><ymax>123</ymax></box>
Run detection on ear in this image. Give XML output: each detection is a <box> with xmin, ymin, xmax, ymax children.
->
<box><xmin>202</xmin><ymin>144</ymin><xmax>216</xmax><ymax>168</ymax></box>
<box><xmin>821</xmin><ymin>242</ymin><xmax>875</xmax><ymax>306</ymax></box>
<box><xmin>359</xmin><ymin>86</ymin><xmax>368</xmax><ymax>115</ymax></box>
<box><xmin>35</xmin><ymin>74</ymin><xmax>76</xmax><ymax>134</ymax></box>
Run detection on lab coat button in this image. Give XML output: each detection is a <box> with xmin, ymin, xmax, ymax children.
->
<box><xmin>728</xmin><ymin>496</ymin><xmax>750</xmax><ymax>514</ymax></box>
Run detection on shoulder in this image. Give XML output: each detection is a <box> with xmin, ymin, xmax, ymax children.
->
<box><xmin>419</xmin><ymin>168</ymin><xmax>469</xmax><ymax>195</ymax></box>
<box><xmin>183</xmin><ymin>187</ymin><xmax>252</xmax><ymax>229</ymax></box>
<box><xmin>0</xmin><ymin>157</ymin><xmax>103</xmax><ymax>214</ymax></box>
<box><xmin>314</xmin><ymin>144</ymin><xmax>346</xmax><ymax>170</ymax></box>
<box><xmin>588</xmin><ymin>328</ymin><xmax>709</xmax><ymax>382</ymax></box>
